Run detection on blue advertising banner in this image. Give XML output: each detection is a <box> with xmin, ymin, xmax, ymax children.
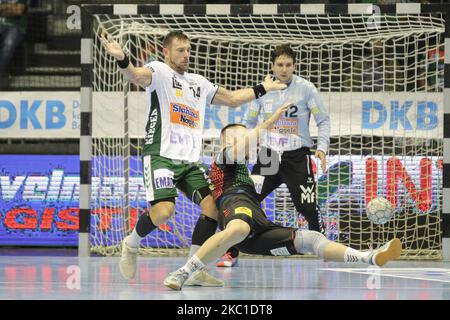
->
<box><xmin>0</xmin><ymin>155</ymin><xmax>79</xmax><ymax>245</ymax></box>
<box><xmin>0</xmin><ymin>92</ymin><xmax>443</xmax><ymax>139</ymax></box>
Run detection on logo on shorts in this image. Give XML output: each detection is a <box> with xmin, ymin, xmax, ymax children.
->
<box><xmin>170</xmin><ymin>102</ymin><xmax>200</xmax><ymax>129</ymax></box>
<box><xmin>250</xmin><ymin>175</ymin><xmax>265</xmax><ymax>194</ymax></box>
<box><xmin>199</xmin><ymin>166</ymin><xmax>213</xmax><ymax>187</ymax></box>
<box><xmin>234</xmin><ymin>207</ymin><xmax>252</xmax><ymax>217</ymax></box>
<box><xmin>300</xmin><ymin>185</ymin><xmax>315</xmax><ymax>204</ymax></box>
<box><xmin>223</xmin><ymin>208</ymin><xmax>231</xmax><ymax>217</ymax></box>
<box><xmin>153</xmin><ymin>169</ymin><xmax>174</xmax><ymax>189</ymax></box>
<box><xmin>270</xmin><ymin>247</ymin><xmax>290</xmax><ymax>256</ymax></box>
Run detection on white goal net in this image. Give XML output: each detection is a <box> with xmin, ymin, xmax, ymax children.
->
<box><xmin>89</xmin><ymin>12</ymin><xmax>444</xmax><ymax>259</ymax></box>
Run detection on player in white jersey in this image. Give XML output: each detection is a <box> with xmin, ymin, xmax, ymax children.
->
<box><xmin>101</xmin><ymin>30</ymin><xmax>286</xmax><ymax>285</ymax></box>
<box><xmin>216</xmin><ymin>44</ymin><xmax>330</xmax><ymax>268</ymax></box>
<box><xmin>142</xmin><ymin>59</ymin><xmax>215</xmax><ymax>162</ymax></box>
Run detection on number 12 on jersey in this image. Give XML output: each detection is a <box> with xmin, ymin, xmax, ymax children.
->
<box><xmin>284</xmin><ymin>105</ymin><xmax>298</xmax><ymax>118</ymax></box>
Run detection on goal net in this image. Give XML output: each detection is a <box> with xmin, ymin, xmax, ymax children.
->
<box><xmin>89</xmin><ymin>12</ymin><xmax>444</xmax><ymax>258</ymax></box>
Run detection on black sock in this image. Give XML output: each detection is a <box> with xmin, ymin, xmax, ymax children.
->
<box><xmin>191</xmin><ymin>215</ymin><xmax>218</xmax><ymax>246</ymax></box>
<box><xmin>136</xmin><ymin>212</ymin><xmax>158</xmax><ymax>237</ymax></box>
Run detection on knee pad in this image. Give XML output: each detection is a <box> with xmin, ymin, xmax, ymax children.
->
<box><xmin>295</xmin><ymin>230</ymin><xmax>331</xmax><ymax>259</ymax></box>
<box><xmin>191</xmin><ymin>214</ymin><xmax>218</xmax><ymax>246</ymax></box>
<box><xmin>192</xmin><ymin>186</ymin><xmax>211</xmax><ymax>205</ymax></box>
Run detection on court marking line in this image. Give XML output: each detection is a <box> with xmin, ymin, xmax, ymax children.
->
<box><xmin>319</xmin><ymin>268</ymin><xmax>450</xmax><ymax>284</ymax></box>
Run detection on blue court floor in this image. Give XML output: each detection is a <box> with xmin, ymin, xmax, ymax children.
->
<box><xmin>0</xmin><ymin>255</ymin><xmax>449</xmax><ymax>300</ymax></box>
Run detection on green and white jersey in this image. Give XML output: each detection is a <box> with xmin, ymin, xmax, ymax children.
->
<box><xmin>143</xmin><ymin>61</ymin><xmax>218</xmax><ymax>162</ymax></box>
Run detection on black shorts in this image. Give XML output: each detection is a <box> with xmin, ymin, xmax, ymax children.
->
<box><xmin>251</xmin><ymin>146</ymin><xmax>322</xmax><ymax>232</ymax></box>
<box><xmin>218</xmin><ymin>194</ymin><xmax>299</xmax><ymax>256</ymax></box>
<box><xmin>251</xmin><ymin>147</ymin><xmax>315</xmax><ymax>200</ymax></box>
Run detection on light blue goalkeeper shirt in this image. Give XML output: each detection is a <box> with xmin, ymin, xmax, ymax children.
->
<box><xmin>242</xmin><ymin>75</ymin><xmax>330</xmax><ymax>154</ymax></box>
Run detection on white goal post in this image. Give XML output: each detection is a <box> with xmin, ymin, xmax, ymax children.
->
<box><xmin>79</xmin><ymin>3</ymin><xmax>450</xmax><ymax>260</ymax></box>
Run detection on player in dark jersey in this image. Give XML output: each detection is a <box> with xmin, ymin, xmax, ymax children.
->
<box><xmin>216</xmin><ymin>44</ymin><xmax>330</xmax><ymax>267</ymax></box>
<box><xmin>163</xmin><ymin>103</ymin><xmax>402</xmax><ymax>291</ymax></box>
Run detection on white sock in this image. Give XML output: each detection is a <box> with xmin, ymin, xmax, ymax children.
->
<box><xmin>126</xmin><ymin>229</ymin><xmax>143</xmax><ymax>248</ymax></box>
<box><xmin>188</xmin><ymin>245</ymin><xmax>200</xmax><ymax>258</ymax></box>
<box><xmin>181</xmin><ymin>254</ymin><xmax>206</xmax><ymax>275</ymax></box>
<box><xmin>344</xmin><ymin>248</ymin><xmax>371</xmax><ymax>264</ymax></box>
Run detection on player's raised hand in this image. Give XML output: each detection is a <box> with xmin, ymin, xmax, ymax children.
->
<box><xmin>267</xmin><ymin>102</ymin><xmax>292</xmax><ymax>125</ymax></box>
<box><xmin>262</xmin><ymin>74</ymin><xmax>287</xmax><ymax>92</ymax></box>
<box><xmin>273</xmin><ymin>102</ymin><xmax>292</xmax><ymax>119</ymax></box>
<box><xmin>255</xmin><ymin>102</ymin><xmax>292</xmax><ymax>138</ymax></box>
<box><xmin>100</xmin><ymin>32</ymin><xmax>125</xmax><ymax>60</ymax></box>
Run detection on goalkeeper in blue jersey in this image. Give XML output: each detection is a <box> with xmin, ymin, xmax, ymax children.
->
<box><xmin>216</xmin><ymin>44</ymin><xmax>331</xmax><ymax>268</ymax></box>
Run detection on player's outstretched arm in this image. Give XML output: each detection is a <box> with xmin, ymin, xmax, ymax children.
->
<box><xmin>228</xmin><ymin>102</ymin><xmax>292</xmax><ymax>159</ymax></box>
<box><xmin>100</xmin><ymin>34</ymin><xmax>152</xmax><ymax>88</ymax></box>
<box><xmin>212</xmin><ymin>75</ymin><xmax>287</xmax><ymax>107</ymax></box>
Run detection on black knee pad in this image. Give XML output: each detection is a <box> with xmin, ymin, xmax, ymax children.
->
<box><xmin>192</xmin><ymin>186</ymin><xmax>211</xmax><ymax>205</ymax></box>
<box><xmin>135</xmin><ymin>212</ymin><xmax>158</xmax><ymax>237</ymax></box>
<box><xmin>191</xmin><ymin>214</ymin><xmax>218</xmax><ymax>246</ymax></box>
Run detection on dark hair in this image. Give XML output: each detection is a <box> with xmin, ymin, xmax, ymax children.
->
<box><xmin>220</xmin><ymin>123</ymin><xmax>247</xmax><ymax>136</ymax></box>
<box><xmin>271</xmin><ymin>45</ymin><xmax>296</xmax><ymax>64</ymax></box>
<box><xmin>163</xmin><ymin>30</ymin><xmax>189</xmax><ymax>48</ymax></box>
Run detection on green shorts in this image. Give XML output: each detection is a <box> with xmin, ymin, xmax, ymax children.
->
<box><xmin>142</xmin><ymin>154</ymin><xmax>212</xmax><ymax>204</ymax></box>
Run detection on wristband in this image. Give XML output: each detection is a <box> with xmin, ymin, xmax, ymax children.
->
<box><xmin>117</xmin><ymin>55</ymin><xmax>130</xmax><ymax>69</ymax></box>
<box><xmin>252</xmin><ymin>84</ymin><xmax>267</xmax><ymax>99</ymax></box>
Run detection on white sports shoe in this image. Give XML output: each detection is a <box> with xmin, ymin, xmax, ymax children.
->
<box><xmin>365</xmin><ymin>238</ymin><xmax>402</xmax><ymax>267</ymax></box>
<box><xmin>119</xmin><ymin>235</ymin><xmax>138</xmax><ymax>280</ymax></box>
<box><xmin>163</xmin><ymin>269</ymin><xmax>190</xmax><ymax>291</ymax></box>
<box><xmin>184</xmin><ymin>269</ymin><xmax>224</xmax><ymax>287</ymax></box>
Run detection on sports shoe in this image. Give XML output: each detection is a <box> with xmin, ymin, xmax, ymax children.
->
<box><xmin>216</xmin><ymin>252</ymin><xmax>238</xmax><ymax>267</ymax></box>
<box><xmin>365</xmin><ymin>238</ymin><xmax>402</xmax><ymax>267</ymax></box>
<box><xmin>119</xmin><ymin>235</ymin><xmax>138</xmax><ymax>280</ymax></box>
<box><xmin>163</xmin><ymin>269</ymin><xmax>190</xmax><ymax>291</ymax></box>
<box><xmin>184</xmin><ymin>269</ymin><xmax>224</xmax><ymax>287</ymax></box>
